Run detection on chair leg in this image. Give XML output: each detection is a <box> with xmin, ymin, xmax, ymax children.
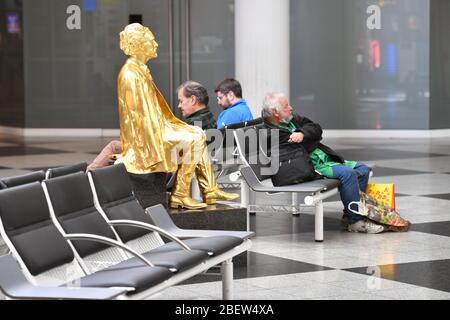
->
<box><xmin>221</xmin><ymin>259</ymin><xmax>234</xmax><ymax>300</ymax></box>
<box><xmin>291</xmin><ymin>193</ymin><xmax>300</xmax><ymax>216</ymax></box>
<box><xmin>240</xmin><ymin>179</ymin><xmax>250</xmax><ymax>207</ymax></box>
<box><xmin>241</xmin><ymin>180</ymin><xmax>253</xmax><ymax>229</ymax></box>
<box><xmin>314</xmin><ymin>200</ymin><xmax>324</xmax><ymax>242</ymax></box>
<box><xmin>249</xmin><ymin>190</ymin><xmax>256</xmax><ymax>215</ymax></box>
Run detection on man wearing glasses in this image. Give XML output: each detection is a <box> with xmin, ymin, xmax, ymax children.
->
<box><xmin>215</xmin><ymin>78</ymin><xmax>253</xmax><ymax>129</ymax></box>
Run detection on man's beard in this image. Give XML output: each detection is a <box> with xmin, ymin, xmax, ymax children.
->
<box><xmin>281</xmin><ymin>114</ymin><xmax>293</xmax><ymax>123</ymax></box>
<box><xmin>222</xmin><ymin>99</ymin><xmax>231</xmax><ymax>108</ymax></box>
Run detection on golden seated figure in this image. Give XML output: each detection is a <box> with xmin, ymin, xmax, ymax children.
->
<box><xmin>116</xmin><ymin>23</ymin><xmax>239</xmax><ymax>209</ymax></box>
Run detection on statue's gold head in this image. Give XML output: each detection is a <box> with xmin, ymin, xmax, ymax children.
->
<box><xmin>120</xmin><ymin>23</ymin><xmax>158</xmax><ymax>59</ymax></box>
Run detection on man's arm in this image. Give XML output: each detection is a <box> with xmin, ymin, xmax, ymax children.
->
<box><xmin>294</xmin><ymin>115</ymin><xmax>323</xmax><ymax>143</ymax></box>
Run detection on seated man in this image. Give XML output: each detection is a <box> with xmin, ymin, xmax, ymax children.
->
<box><xmin>261</xmin><ymin>92</ymin><xmax>384</xmax><ymax>234</ymax></box>
<box><xmin>177</xmin><ymin>81</ymin><xmax>216</xmax><ymax>130</ymax></box>
<box><xmin>116</xmin><ymin>23</ymin><xmax>239</xmax><ymax>210</ymax></box>
<box><xmin>215</xmin><ymin>78</ymin><xmax>253</xmax><ymax>129</ymax></box>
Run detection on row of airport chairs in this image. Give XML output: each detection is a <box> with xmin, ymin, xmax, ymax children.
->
<box><xmin>0</xmin><ymin>163</ymin><xmax>252</xmax><ymax>300</ymax></box>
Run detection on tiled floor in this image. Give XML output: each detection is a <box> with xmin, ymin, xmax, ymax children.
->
<box><xmin>1</xmin><ymin>135</ymin><xmax>450</xmax><ymax>300</ymax></box>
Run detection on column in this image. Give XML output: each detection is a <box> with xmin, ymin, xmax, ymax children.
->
<box><xmin>235</xmin><ymin>0</ymin><xmax>290</xmax><ymax>116</ymax></box>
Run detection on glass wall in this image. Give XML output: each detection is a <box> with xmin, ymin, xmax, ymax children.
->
<box><xmin>190</xmin><ymin>0</ymin><xmax>235</xmax><ymax>119</ymax></box>
<box><xmin>430</xmin><ymin>0</ymin><xmax>450</xmax><ymax>129</ymax></box>
<box><xmin>20</xmin><ymin>0</ymin><xmax>234</xmax><ymax>128</ymax></box>
<box><xmin>23</xmin><ymin>0</ymin><xmax>129</xmax><ymax>128</ymax></box>
<box><xmin>6</xmin><ymin>0</ymin><xmax>436</xmax><ymax>130</ymax></box>
<box><xmin>290</xmin><ymin>0</ymin><xmax>430</xmax><ymax>129</ymax></box>
<box><xmin>130</xmin><ymin>0</ymin><xmax>170</xmax><ymax>103</ymax></box>
<box><xmin>0</xmin><ymin>0</ymin><xmax>25</xmax><ymax>127</ymax></box>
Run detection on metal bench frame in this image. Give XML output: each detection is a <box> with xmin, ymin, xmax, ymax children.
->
<box><xmin>0</xmin><ymin>178</ymin><xmax>251</xmax><ymax>300</ymax></box>
<box><xmin>233</xmin><ymin>129</ymin><xmax>340</xmax><ymax>242</ymax></box>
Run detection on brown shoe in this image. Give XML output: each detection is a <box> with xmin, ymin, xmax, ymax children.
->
<box><xmin>203</xmin><ymin>189</ymin><xmax>240</xmax><ymax>205</ymax></box>
<box><xmin>169</xmin><ymin>195</ymin><xmax>208</xmax><ymax>210</ymax></box>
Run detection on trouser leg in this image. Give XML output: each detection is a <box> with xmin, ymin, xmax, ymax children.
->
<box><xmin>169</xmin><ymin>129</ymin><xmax>208</xmax><ymax>209</ymax></box>
<box><xmin>195</xmin><ymin>145</ymin><xmax>218</xmax><ymax>195</ymax></box>
<box><xmin>331</xmin><ymin>165</ymin><xmax>364</xmax><ymax>223</ymax></box>
<box><xmin>354</xmin><ymin>163</ymin><xmax>371</xmax><ymax>192</ymax></box>
<box><xmin>167</xmin><ymin>126</ymin><xmax>238</xmax><ymax>206</ymax></box>
<box><xmin>171</xmin><ymin>163</ymin><xmax>197</xmax><ymax>198</ymax></box>
<box><xmin>195</xmin><ymin>144</ymin><xmax>240</xmax><ymax>204</ymax></box>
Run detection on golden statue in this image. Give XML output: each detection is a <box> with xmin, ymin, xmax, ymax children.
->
<box><xmin>116</xmin><ymin>23</ymin><xmax>239</xmax><ymax>209</ymax></box>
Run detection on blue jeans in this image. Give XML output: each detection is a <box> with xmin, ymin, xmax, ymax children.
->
<box><xmin>331</xmin><ymin>163</ymin><xmax>370</xmax><ymax>223</ymax></box>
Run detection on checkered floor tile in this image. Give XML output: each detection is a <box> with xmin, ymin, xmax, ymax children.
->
<box><xmin>1</xmin><ymin>136</ymin><xmax>450</xmax><ymax>300</ymax></box>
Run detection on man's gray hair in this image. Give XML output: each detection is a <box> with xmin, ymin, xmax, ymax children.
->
<box><xmin>177</xmin><ymin>81</ymin><xmax>209</xmax><ymax>106</ymax></box>
<box><xmin>261</xmin><ymin>92</ymin><xmax>285</xmax><ymax>118</ymax></box>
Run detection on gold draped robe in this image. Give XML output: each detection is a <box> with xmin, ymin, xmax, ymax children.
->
<box><xmin>116</xmin><ymin>58</ymin><xmax>202</xmax><ymax>174</ymax></box>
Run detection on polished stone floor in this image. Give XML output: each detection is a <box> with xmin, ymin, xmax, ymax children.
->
<box><xmin>1</xmin><ymin>135</ymin><xmax>450</xmax><ymax>300</ymax></box>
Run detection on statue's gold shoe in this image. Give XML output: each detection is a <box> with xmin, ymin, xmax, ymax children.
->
<box><xmin>169</xmin><ymin>195</ymin><xmax>207</xmax><ymax>210</ymax></box>
<box><xmin>203</xmin><ymin>189</ymin><xmax>240</xmax><ymax>205</ymax></box>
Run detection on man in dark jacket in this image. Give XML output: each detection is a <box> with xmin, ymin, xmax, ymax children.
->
<box><xmin>178</xmin><ymin>81</ymin><xmax>217</xmax><ymax>130</ymax></box>
<box><xmin>262</xmin><ymin>92</ymin><xmax>383</xmax><ymax>234</ymax></box>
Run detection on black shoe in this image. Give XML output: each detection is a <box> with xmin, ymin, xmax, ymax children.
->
<box><xmin>341</xmin><ymin>214</ymin><xmax>350</xmax><ymax>229</ymax></box>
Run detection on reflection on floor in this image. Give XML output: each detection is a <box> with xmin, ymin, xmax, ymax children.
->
<box><xmin>1</xmin><ymin>135</ymin><xmax>450</xmax><ymax>300</ymax></box>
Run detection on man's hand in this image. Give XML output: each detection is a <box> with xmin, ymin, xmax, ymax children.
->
<box><xmin>288</xmin><ymin>132</ymin><xmax>304</xmax><ymax>143</ymax></box>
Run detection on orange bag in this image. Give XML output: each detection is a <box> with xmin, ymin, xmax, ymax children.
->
<box><xmin>366</xmin><ymin>184</ymin><xmax>396</xmax><ymax>210</ymax></box>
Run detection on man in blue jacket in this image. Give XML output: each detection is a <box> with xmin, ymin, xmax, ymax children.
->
<box><xmin>215</xmin><ymin>78</ymin><xmax>253</xmax><ymax>128</ymax></box>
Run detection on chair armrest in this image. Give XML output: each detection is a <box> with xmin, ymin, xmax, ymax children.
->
<box><xmin>0</xmin><ymin>255</ymin><xmax>128</xmax><ymax>300</ymax></box>
<box><xmin>109</xmin><ymin>218</ymin><xmax>191</xmax><ymax>251</ymax></box>
<box><xmin>64</xmin><ymin>233</ymin><xmax>154</xmax><ymax>267</ymax></box>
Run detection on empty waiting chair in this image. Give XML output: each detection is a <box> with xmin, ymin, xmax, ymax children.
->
<box><xmin>0</xmin><ymin>178</ymin><xmax>250</xmax><ymax>299</ymax></box>
<box><xmin>0</xmin><ymin>254</ymin><xmax>131</xmax><ymax>300</ymax></box>
<box><xmin>0</xmin><ymin>182</ymin><xmax>173</xmax><ymax>298</ymax></box>
<box><xmin>45</xmin><ymin>162</ymin><xmax>88</xmax><ymax>179</ymax></box>
<box><xmin>88</xmin><ymin>164</ymin><xmax>252</xmax><ymax>299</ymax></box>
<box><xmin>42</xmin><ymin>172</ymin><xmax>209</xmax><ymax>274</ymax></box>
<box><xmin>0</xmin><ymin>171</ymin><xmax>45</xmax><ymax>189</ymax></box>
<box><xmin>88</xmin><ymin>164</ymin><xmax>245</xmax><ymax>256</ymax></box>
<box><xmin>0</xmin><ymin>171</ymin><xmax>46</xmax><ymax>253</ymax></box>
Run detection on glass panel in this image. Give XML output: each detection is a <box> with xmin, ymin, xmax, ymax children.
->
<box><xmin>0</xmin><ymin>0</ymin><xmax>25</xmax><ymax>127</ymax></box>
<box><xmin>22</xmin><ymin>0</ymin><xmax>171</xmax><ymax>128</ymax></box>
<box><xmin>290</xmin><ymin>0</ymin><xmax>430</xmax><ymax>129</ymax></box>
<box><xmin>131</xmin><ymin>0</ymin><xmax>170</xmax><ymax>102</ymax></box>
<box><xmin>23</xmin><ymin>0</ymin><xmax>129</xmax><ymax>128</ymax></box>
<box><xmin>21</xmin><ymin>0</ymin><xmax>234</xmax><ymax>128</ymax></box>
<box><xmin>190</xmin><ymin>0</ymin><xmax>235</xmax><ymax>119</ymax></box>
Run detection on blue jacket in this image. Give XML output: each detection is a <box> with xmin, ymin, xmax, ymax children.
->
<box><xmin>217</xmin><ymin>99</ymin><xmax>253</xmax><ymax>129</ymax></box>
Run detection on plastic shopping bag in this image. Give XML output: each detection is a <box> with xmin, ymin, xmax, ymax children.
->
<box><xmin>366</xmin><ymin>183</ymin><xmax>396</xmax><ymax>210</ymax></box>
<box><xmin>348</xmin><ymin>192</ymin><xmax>410</xmax><ymax>232</ymax></box>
